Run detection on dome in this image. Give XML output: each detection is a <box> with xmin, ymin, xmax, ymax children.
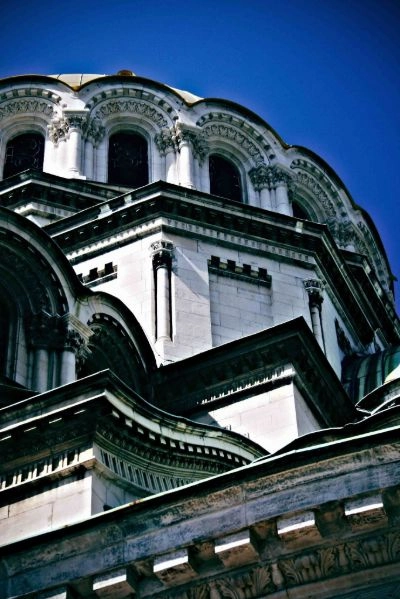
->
<box><xmin>47</xmin><ymin>72</ymin><xmax>202</xmax><ymax>103</ymax></box>
<box><xmin>342</xmin><ymin>345</ymin><xmax>400</xmax><ymax>403</ymax></box>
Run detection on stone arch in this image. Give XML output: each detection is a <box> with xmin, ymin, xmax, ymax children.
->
<box><xmin>0</xmin><ymin>208</ymin><xmax>91</xmax><ymax>392</ymax></box>
<box><xmin>196</xmin><ymin>112</ymin><xmax>271</xmax><ymax>205</ymax></box>
<box><xmin>0</xmin><ymin>116</ymin><xmax>52</xmax><ymax>180</ymax></box>
<box><xmin>85</xmin><ymin>92</ymin><xmax>176</xmax><ymax>184</ymax></box>
<box><xmin>79</xmin><ymin>311</ymin><xmax>152</xmax><ymax>396</ymax></box>
<box><xmin>0</xmin><ymin>226</ymin><xmax>69</xmax><ymax>389</ymax></box>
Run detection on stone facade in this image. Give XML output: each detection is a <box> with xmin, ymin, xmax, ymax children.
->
<box><xmin>0</xmin><ymin>71</ymin><xmax>399</xmax><ymax>598</ymax></box>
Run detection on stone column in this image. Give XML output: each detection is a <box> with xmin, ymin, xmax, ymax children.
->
<box><xmin>28</xmin><ymin>311</ymin><xmax>54</xmax><ymax>393</ymax></box>
<box><xmin>273</xmin><ymin>167</ymin><xmax>293</xmax><ymax>216</ymax></box>
<box><xmin>84</xmin><ymin>140</ymin><xmax>94</xmax><ymax>180</ymax></box>
<box><xmin>60</xmin><ymin>330</ymin><xmax>85</xmax><ymax>386</ymax></box>
<box><xmin>64</xmin><ymin>110</ymin><xmax>89</xmax><ymax>177</ymax></box>
<box><xmin>83</xmin><ymin>116</ymin><xmax>105</xmax><ymax>181</ymax></box>
<box><xmin>155</xmin><ymin>128</ymin><xmax>178</xmax><ymax>184</ymax></box>
<box><xmin>303</xmin><ymin>279</ymin><xmax>326</xmax><ymax>352</ymax></box>
<box><xmin>174</xmin><ymin>123</ymin><xmax>196</xmax><ymax>189</ymax></box>
<box><xmin>151</xmin><ymin>241</ymin><xmax>174</xmax><ymax>341</ymax></box>
<box><xmin>48</xmin><ymin>116</ymin><xmax>70</xmax><ymax>175</ymax></box>
<box><xmin>249</xmin><ymin>165</ymin><xmax>272</xmax><ymax>210</ymax></box>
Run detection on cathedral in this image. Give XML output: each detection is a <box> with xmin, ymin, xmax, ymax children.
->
<box><xmin>0</xmin><ymin>70</ymin><xmax>400</xmax><ymax>598</ymax></box>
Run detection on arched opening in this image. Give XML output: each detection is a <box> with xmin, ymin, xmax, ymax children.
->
<box><xmin>108</xmin><ymin>131</ymin><xmax>149</xmax><ymax>187</ymax></box>
<box><xmin>3</xmin><ymin>133</ymin><xmax>45</xmax><ymax>179</ymax></box>
<box><xmin>292</xmin><ymin>201</ymin><xmax>311</xmax><ymax>221</ymax></box>
<box><xmin>79</xmin><ymin>314</ymin><xmax>147</xmax><ymax>394</ymax></box>
<box><xmin>209</xmin><ymin>154</ymin><xmax>242</xmax><ymax>202</ymax></box>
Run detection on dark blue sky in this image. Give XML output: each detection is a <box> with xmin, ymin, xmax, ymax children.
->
<box><xmin>1</xmin><ymin>0</ymin><xmax>399</xmax><ymax>309</ymax></box>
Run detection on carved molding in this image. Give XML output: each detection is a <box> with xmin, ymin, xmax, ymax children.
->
<box><xmin>93</xmin><ymin>100</ymin><xmax>168</xmax><ymax>128</ymax></box>
<box><xmin>0</xmin><ymin>99</ymin><xmax>54</xmax><ymax>121</ymax></box>
<box><xmin>200</xmin><ymin>123</ymin><xmax>265</xmax><ymax>166</ymax></box>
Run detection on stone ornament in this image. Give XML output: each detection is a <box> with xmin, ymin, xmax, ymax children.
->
<box><xmin>249</xmin><ymin>164</ymin><xmax>293</xmax><ymax>191</ymax></box>
<box><xmin>48</xmin><ymin>117</ymin><xmax>69</xmax><ymax>144</ymax></box>
<box><xmin>0</xmin><ymin>99</ymin><xmax>54</xmax><ymax>121</ymax></box>
<box><xmin>93</xmin><ymin>99</ymin><xmax>168</xmax><ymax>128</ymax></box>
<box><xmin>303</xmin><ymin>278</ymin><xmax>325</xmax><ymax>306</ymax></box>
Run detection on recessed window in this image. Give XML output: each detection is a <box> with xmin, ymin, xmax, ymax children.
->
<box><xmin>292</xmin><ymin>201</ymin><xmax>310</xmax><ymax>220</ymax></box>
<box><xmin>209</xmin><ymin>154</ymin><xmax>242</xmax><ymax>202</ymax></box>
<box><xmin>108</xmin><ymin>131</ymin><xmax>148</xmax><ymax>187</ymax></box>
<box><xmin>3</xmin><ymin>133</ymin><xmax>44</xmax><ymax>179</ymax></box>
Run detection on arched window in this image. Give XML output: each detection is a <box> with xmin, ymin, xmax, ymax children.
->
<box><xmin>3</xmin><ymin>133</ymin><xmax>44</xmax><ymax>179</ymax></box>
<box><xmin>292</xmin><ymin>201</ymin><xmax>311</xmax><ymax>220</ymax></box>
<box><xmin>209</xmin><ymin>154</ymin><xmax>242</xmax><ymax>202</ymax></box>
<box><xmin>108</xmin><ymin>131</ymin><xmax>149</xmax><ymax>187</ymax></box>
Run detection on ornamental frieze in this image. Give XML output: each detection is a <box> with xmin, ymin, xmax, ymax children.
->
<box><xmin>94</xmin><ymin>100</ymin><xmax>169</xmax><ymax>128</ymax></box>
<box><xmin>0</xmin><ymin>99</ymin><xmax>54</xmax><ymax>121</ymax></box>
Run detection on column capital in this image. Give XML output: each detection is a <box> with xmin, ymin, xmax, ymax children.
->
<box><xmin>48</xmin><ymin>117</ymin><xmax>69</xmax><ymax>145</ymax></box>
<box><xmin>63</xmin><ymin>109</ymin><xmax>89</xmax><ymax>131</ymax></box>
<box><xmin>172</xmin><ymin>123</ymin><xmax>207</xmax><ymax>161</ymax></box>
<box><xmin>248</xmin><ymin>164</ymin><xmax>293</xmax><ymax>191</ymax></box>
<box><xmin>83</xmin><ymin>116</ymin><xmax>105</xmax><ymax>146</ymax></box>
<box><xmin>150</xmin><ymin>241</ymin><xmax>174</xmax><ymax>269</ymax></box>
<box><xmin>303</xmin><ymin>278</ymin><xmax>325</xmax><ymax>306</ymax></box>
<box><xmin>154</xmin><ymin>128</ymin><xmax>177</xmax><ymax>155</ymax></box>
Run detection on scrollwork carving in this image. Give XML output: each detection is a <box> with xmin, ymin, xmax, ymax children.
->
<box><xmin>294</xmin><ymin>171</ymin><xmax>336</xmax><ymax>217</ymax></box>
<box><xmin>94</xmin><ymin>100</ymin><xmax>168</xmax><ymax>128</ymax></box>
<box><xmin>201</xmin><ymin>123</ymin><xmax>265</xmax><ymax>166</ymax></box>
<box><xmin>0</xmin><ymin>99</ymin><xmax>54</xmax><ymax>121</ymax></box>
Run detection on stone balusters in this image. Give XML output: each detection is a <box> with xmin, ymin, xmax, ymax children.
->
<box><xmin>303</xmin><ymin>279</ymin><xmax>326</xmax><ymax>352</ymax></box>
<box><xmin>151</xmin><ymin>241</ymin><xmax>174</xmax><ymax>343</ymax></box>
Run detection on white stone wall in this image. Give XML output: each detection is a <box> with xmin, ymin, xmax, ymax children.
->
<box><xmin>193</xmin><ymin>376</ymin><xmax>321</xmax><ymax>454</ymax></box>
<box><xmin>0</xmin><ymin>474</ymin><xmax>92</xmax><ymax>546</ymax></box>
